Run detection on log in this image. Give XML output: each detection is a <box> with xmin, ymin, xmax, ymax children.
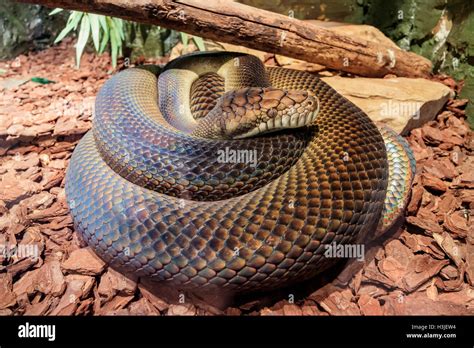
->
<box><xmin>16</xmin><ymin>0</ymin><xmax>432</xmax><ymax>78</ymax></box>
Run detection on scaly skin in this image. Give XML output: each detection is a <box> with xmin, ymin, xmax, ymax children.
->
<box><xmin>65</xmin><ymin>52</ymin><xmax>414</xmax><ymax>293</ymax></box>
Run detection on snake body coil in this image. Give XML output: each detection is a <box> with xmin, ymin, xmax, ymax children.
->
<box><xmin>66</xmin><ymin>52</ymin><xmax>415</xmax><ymax>293</ymax></box>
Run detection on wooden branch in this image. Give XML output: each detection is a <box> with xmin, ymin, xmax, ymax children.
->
<box><xmin>16</xmin><ymin>0</ymin><xmax>432</xmax><ymax>78</ymax></box>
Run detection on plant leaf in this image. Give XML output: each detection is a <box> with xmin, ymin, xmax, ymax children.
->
<box><xmin>89</xmin><ymin>14</ymin><xmax>101</xmax><ymax>51</ymax></box>
<box><xmin>31</xmin><ymin>77</ymin><xmax>55</xmax><ymax>84</ymax></box>
<box><xmin>49</xmin><ymin>8</ymin><xmax>63</xmax><ymax>16</ymax></box>
<box><xmin>114</xmin><ymin>18</ymin><xmax>125</xmax><ymax>40</ymax></box>
<box><xmin>54</xmin><ymin>11</ymin><xmax>82</xmax><ymax>43</ymax></box>
<box><xmin>75</xmin><ymin>14</ymin><xmax>90</xmax><ymax>68</ymax></box>
<box><xmin>180</xmin><ymin>32</ymin><xmax>189</xmax><ymax>48</ymax></box>
<box><xmin>71</xmin><ymin>11</ymin><xmax>83</xmax><ymax>30</ymax></box>
<box><xmin>192</xmin><ymin>36</ymin><xmax>206</xmax><ymax>51</ymax></box>
<box><xmin>109</xmin><ymin>18</ymin><xmax>118</xmax><ymax>67</ymax></box>
<box><xmin>99</xmin><ymin>23</ymin><xmax>109</xmax><ymax>54</ymax></box>
<box><xmin>98</xmin><ymin>15</ymin><xmax>107</xmax><ymax>32</ymax></box>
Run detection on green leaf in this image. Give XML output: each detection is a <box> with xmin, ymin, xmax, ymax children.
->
<box><xmin>192</xmin><ymin>36</ymin><xmax>206</xmax><ymax>51</ymax></box>
<box><xmin>139</xmin><ymin>24</ymin><xmax>148</xmax><ymax>42</ymax></box>
<box><xmin>111</xmin><ymin>18</ymin><xmax>123</xmax><ymax>57</ymax></box>
<box><xmin>114</xmin><ymin>18</ymin><xmax>125</xmax><ymax>40</ymax></box>
<box><xmin>71</xmin><ymin>11</ymin><xmax>83</xmax><ymax>30</ymax></box>
<box><xmin>49</xmin><ymin>8</ymin><xmax>63</xmax><ymax>16</ymax></box>
<box><xmin>180</xmin><ymin>32</ymin><xmax>189</xmax><ymax>48</ymax></box>
<box><xmin>89</xmin><ymin>14</ymin><xmax>101</xmax><ymax>51</ymax></box>
<box><xmin>75</xmin><ymin>14</ymin><xmax>90</xmax><ymax>68</ymax></box>
<box><xmin>109</xmin><ymin>18</ymin><xmax>118</xmax><ymax>67</ymax></box>
<box><xmin>98</xmin><ymin>15</ymin><xmax>108</xmax><ymax>32</ymax></box>
<box><xmin>99</xmin><ymin>24</ymin><xmax>109</xmax><ymax>54</ymax></box>
<box><xmin>31</xmin><ymin>77</ymin><xmax>55</xmax><ymax>84</ymax></box>
<box><xmin>54</xmin><ymin>12</ymin><xmax>82</xmax><ymax>43</ymax></box>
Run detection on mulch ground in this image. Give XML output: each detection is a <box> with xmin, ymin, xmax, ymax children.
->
<box><xmin>0</xmin><ymin>38</ymin><xmax>473</xmax><ymax>316</ymax></box>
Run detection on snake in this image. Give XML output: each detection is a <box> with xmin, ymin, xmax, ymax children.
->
<box><xmin>65</xmin><ymin>51</ymin><xmax>415</xmax><ymax>294</ymax></box>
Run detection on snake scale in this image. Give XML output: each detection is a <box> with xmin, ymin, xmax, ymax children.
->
<box><xmin>65</xmin><ymin>52</ymin><xmax>415</xmax><ymax>294</ymax></box>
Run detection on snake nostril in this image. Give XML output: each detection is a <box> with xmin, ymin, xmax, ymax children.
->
<box><xmin>268</xmin><ymin>108</ymin><xmax>278</xmax><ymax>118</ymax></box>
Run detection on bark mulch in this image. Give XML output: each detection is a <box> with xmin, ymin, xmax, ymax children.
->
<box><xmin>0</xmin><ymin>39</ymin><xmax>472</xmax><ymax>316</ymax></box>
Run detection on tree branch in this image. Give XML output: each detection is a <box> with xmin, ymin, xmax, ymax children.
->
<box><xmin>16</xmin><ymin>0</ymin><xmax>432</xmax><ymax>78</ymax></box>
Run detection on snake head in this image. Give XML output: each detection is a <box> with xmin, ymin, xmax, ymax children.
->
<box><xmin>192</xmin><ymin>87</ymin><xmax>319</xmax><ymax>139</ymax></box>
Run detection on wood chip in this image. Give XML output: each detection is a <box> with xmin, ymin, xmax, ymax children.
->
<box><xmin>309</xmin><ymin>284</ymin><xmax>360</xmax><ymax>315</ymax></box>
<box><xmin>98</xmin><ymin>268</ymin><xmax>137</xmax><ymax>302</ymax></box>
<box><xmin>128</xmin><ymin>297</ymin><xmax>160</xmax><ymax>316</ymax></box>
<box><xmin>167</xmin><ymin>303</ymin><xmax>196</xmax><ymax>316</ymax></box>
<box><xmin>0</xmin><ymin>273</ymin><xmax>17</xmax><ymax>309</ymax></box>
<box><xmin>357</xmin><ymin>294</ymin><xmax>383</xmax><ymax>315</ymax></box>
<box><xmin>137</xmin><ymin>284</ymin><xmax>169</xmax><ymax>312</ymax></box>
<box><xmin>433</xmin><ymin>232</ymin><xmax>463</xmax><ymax>267</ymax></box>
<box><xmin>61</xmin><ymin>247</ymin><xmax>106</xmax><ymax>276</ymax></box>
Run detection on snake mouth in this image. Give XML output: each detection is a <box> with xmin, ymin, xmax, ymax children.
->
<box><xmin>234</xmin><ymin>97</ymin><xmax>320</xmax><ymax>139</ymax></box>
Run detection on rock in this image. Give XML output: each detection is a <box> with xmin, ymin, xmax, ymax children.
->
<box><xmin>0</xmin><ymin>0</ymin><xmax>66</xmax><ymax>60</ymax></box>
<box><xmin>320</xmin><ymin>76</ymin><xmax>453</xmax><ymax>134</ymax></box>
<box><xmin>61</xmin><ymin>248</ymin><xmax>106</xmax><ymax>276</ymax></box>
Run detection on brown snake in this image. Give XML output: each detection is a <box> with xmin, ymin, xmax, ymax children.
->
<box><xmin>65</xmin><ymin>51</ymin><xmax>415</xmax><ymax>294</ymax></box>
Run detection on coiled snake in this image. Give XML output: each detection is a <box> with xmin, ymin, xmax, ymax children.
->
<box><xmin>65</xmin><ymin>52</ymin><xmax>415</xmax><ymax>293</ymax></box>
